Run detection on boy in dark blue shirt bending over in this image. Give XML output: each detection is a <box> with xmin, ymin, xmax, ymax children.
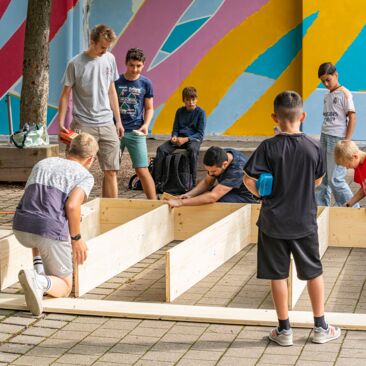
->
<box><xmin>244</xmin><ymin>91</ymin><xmax>340</xmax><ymax>346</ymax></box>
<box><xmin>155</xmin><ymin>87</ymin><xmax>206</xmax><ymax>187</ymax></box>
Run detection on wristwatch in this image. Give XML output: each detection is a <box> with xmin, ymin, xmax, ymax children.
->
<box><xmin>71</xmin><ymin>234</ymin><xmax>81</xmax><ymax>241</ymax></box>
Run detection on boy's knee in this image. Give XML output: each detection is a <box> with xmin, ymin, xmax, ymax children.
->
<box><xmin>103</xmin><ymin>170</ymin><xmax>117</xmax><ymax>178</ymax></box>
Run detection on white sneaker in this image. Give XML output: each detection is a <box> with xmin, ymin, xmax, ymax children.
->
<box><xmin>269</xmin><ymin>327</ymin><xmax>293</xmax><ymax>346</ymax></box>
<box><xmin>18</xmin><ymin>269</ymin><xmax>44</xmax><ymax>316</ymax></box>
<box><xmin>312</xmin><ymin>324</ymin><xmax>341</xmax><ymax>344</ymax></box>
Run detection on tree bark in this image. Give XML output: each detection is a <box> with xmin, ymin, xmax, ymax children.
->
<box><xmin>20</xmin><ymin>0</ymin><xmax>52</xmax><ymax>127</ymax></box>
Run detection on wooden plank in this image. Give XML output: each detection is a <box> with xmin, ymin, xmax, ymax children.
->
<box><xmin>173</xmin><ymin>203</ymin><xmax>245</xmax><ymax>240</ymax></box>
<box><xmin>75</xmin><ymin>205</ymin><xmax>174</xmax><ymax>297</ymax></box>
<box><xmin>1</xmin><ymin>293</ymin><xmax>366</xmax><ymax>330</ymax></box>
<box><xmin>167</xmin><ymin>205</ymin><xmax>251</xmax><ymax>302</ymax></box>
<box><xmin>99</xmin><ymin>198</ymin><xmax>164</xmax><ymax>233</ymax></box>
<box><xmin>329</xmin><ymin>207</ymin><xmax>366</xmax><ymax>247</ymax></box>
<box><xmin>288</xmin><ymin>207</ymin><xmax>329</xmax><ymax>309</ymax></box>
<box><xmin>0</xmin><ymin>230</ymin><xmax>12</xmax><ymax>239</ymax></box>
<box><xmin>250</xmin><ymin>204</ymin><xmax>261</xmax><ymax>243</ymax></box>
<box><xmin>160</xmin><ymin>192</ymin><xmax>176</xmax><ymax>200</ymax></box>
<box><xmin>0</xmin><ymin>234</ymin><xmax>32</xmax><ymax>290</ymax></box>
<box><xmin>0</xmin><ymin>144</ymin><xmax>59</xmax><ymax>182</ymax></box>
<box><xmin>80</xmin><ymin>198</ymin><xmax>101</xmax><ymax>241</ymax></box>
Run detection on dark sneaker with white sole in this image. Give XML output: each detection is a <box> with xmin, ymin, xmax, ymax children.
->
<box><xmin>18</xmin><ymin>269</ymin><xmax>44</xmax><ymax>316</ymax></box>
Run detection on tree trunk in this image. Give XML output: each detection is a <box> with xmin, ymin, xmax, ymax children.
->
<box><xmin>20</xmin><ymin>0</ymin><xmax>52</xmax><ymax>128</ymax></box>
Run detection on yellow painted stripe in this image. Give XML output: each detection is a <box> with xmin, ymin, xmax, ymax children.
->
<box><xmin>152</xmin><ymin>0</ymin><xmax>303</xmax><ymax>134</ymax></box>
<box><xmin>225</xmin><ymin>53</ymin><xmax>302</xmax><ymax>135</ymax></box>
<box><xmin>303</xmin><ymin>0</ymin><xmax>366</xmax><ymax>98</ymax></box>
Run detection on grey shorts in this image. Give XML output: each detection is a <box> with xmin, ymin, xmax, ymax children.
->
<box><xmin>13</xmin><ymin>230</ymin><xmax>73</xmax><ymax>278</ymax></box>
<box><xmin>71</xmin><ymin>120</ymin><xmax>121</xmax><ymax>171</ymax></box>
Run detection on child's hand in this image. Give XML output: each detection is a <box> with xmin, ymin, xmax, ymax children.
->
<box><xmin>72</xmin><ymin>239</ymin><xmax>88</xmax><ymax>265</ymax></box>
<box><xmin>177</xmin><ymin>137</ymin><xmax>188</xmax><ymax>146</ymax></box>
<box><xmin>137</xmin><ymin>125</ymin><xmax>148</xmax><ymax>135</ymax></box>
<box><xmin>344</xmin><ymin>201</ymin><xmax>352</xmax><ymax>207</ymax></box>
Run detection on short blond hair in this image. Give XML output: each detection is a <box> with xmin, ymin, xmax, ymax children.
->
<box><xmin>334</xmin><ymin>140</ymin><xmax>359</xmax><ymax>165</ymax></box>
<box><xmin>90</xmin><ymin>24</ymin><xmax>116</xmax><ymax>44</ymax></box>
<box><xmin>69</xmin><ymin>133</ymin><xmax>98</xmax><ymax>159</ymax></box>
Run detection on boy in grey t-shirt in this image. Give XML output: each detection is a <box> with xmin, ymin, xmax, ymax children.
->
<box><xmin>58</xmin><ymin>24</ymin><xmax>123</xmax><ymax>199</ymax></box>
<box><xmin>13</xmin><ymin>133</ymin><xmax>98</xmax><ymax>316</ymax></box>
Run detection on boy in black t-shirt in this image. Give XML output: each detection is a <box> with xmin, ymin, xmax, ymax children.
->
<box><xmin>244</xmin><ymin>91</ymin><xmax>340</xmax><ymax>346</ymax></box>
<box><xmin>166</xmin><ymin>146</ymin><xmax>257</xmax><ymax>207</ymax></box>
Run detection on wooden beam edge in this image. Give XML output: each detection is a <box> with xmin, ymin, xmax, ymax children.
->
<box><xmin>1</xmin><ymin>294</ymin><xmax>366</xmax><ymax>330</ymax></box>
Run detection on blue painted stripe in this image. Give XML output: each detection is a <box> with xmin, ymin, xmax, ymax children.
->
<box><xmin>161</xmin><ymin>17</ymin><xmax>209</xmax><ymax>54</ymax></box>
<box><xmin>246</xmin><ymin>12</ymin><xmax>318</xmax><ymax>79</ymax></box>
<box><xmin>149</xmin><ymin>104</ymin><xmax>165</xmax><ymax>133</ymax></box>
<box><xmin>318</xmin><ymin>25</ymin><xmax>366</xmax><ymax>92</ymax></box>
<box><xmin>89</xmin><ymin>0</ymin><xmax>136</xmax><ymax>37</ymax></box>
<box><xmin>0</xmin><ymin>94</ymin><xmax>58</xmax><ymax>135</ymax></box>
<box><xmin>206</xmin><ymin>73</ymin><xmax>275</xmax><ymax>134</ymax></box>
<box><xmin>0</xmin><ymin>0</ymin><xmax>28</xmax><ymax>49</ymax></box>
<box><xmin>179</xmin><ymin>0</ymin><xmax>224</xmax><ymax>24</ymax></box>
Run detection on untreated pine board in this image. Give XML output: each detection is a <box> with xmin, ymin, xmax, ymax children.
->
<box><xmin>329</xmin><ymin>207</ymin><xmax>366</xmax><ymax>247</ymax></box>
<box><xmin>0</xmin><ymin>233</ymin><xmax>32</xmax><ymax>290</ymax></box>
<box><xmin>250</xmin><ymin>204</ymin><xmax>261</xmax><ymax>243</ymax></box>
<box><xmin>173</xmin><ymin>202</ymin><xmax>245</xmax><ymax>240</ymax></box>
<box><xmin>74</xmin><ymin>204</ymin><xmax>174</xmax><ymax>297</ymax></box>
<box><xmin>1</xmin><ymin>293</ymin><xmax>366</xmax><ymax>330</ymax></box>
<box><xmin>99</xmin><ymin>198</ymin><xmax>164</xmax><ymax>233</ymax></box>
<box><xmin>0</xmin><ymin>144</ymin><xmax>59</xmax><ymax>182</ymax></box>
<box><xmin>167</xmin><ymin>204</ymin><xmax>252</xmax><ymax>302</ymax></box>
<box><xmin>80</xmin><ymin>198</ymin><xmax>101</xmax><ymax>241</ymax></box>
<box><xmin>288</xmin><ymin>207</ymin><xmax>329</xmax><ymax>309</ymax></box>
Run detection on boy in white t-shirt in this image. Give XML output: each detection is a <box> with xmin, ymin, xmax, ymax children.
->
<box><xmin>315</xmin><ymin>62</ymin><xmax>357</xmax><ymax>207</ymax></box>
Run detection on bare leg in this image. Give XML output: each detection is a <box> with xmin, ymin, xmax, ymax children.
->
<box><xmin>102</xmin><ymin>170</ymin><xmax>118</xmax><ymax>198</ymax></box>
<box><xmin>32</xmin><ymin>248</ymin><xmax>40</xmax><ymax>257</ymax></box>
<box><xmin>46</xmin><ymin>275</ymin><xmax>72</xmax><ymax>298</ymax></box>
<box><xmin>271</xmin><ymin>279</ymin><xmax>289</xmax><ymax>320</ymax></box>
<box><xmin>307</xmin><ymin>275</ymin><xmax>325</xmax><ymax>317</ymax></box>
<box><xmin>136</xmin><ymin>167</ymin><xmax>157</xmax><ymax>200</ymax></box>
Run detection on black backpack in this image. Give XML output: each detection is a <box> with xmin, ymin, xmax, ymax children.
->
<box><xmin>128</xmin><ymin>158</ymin><xmax>155</xmax><ymax>191</ymax></box>
<box><xmin>156</xmin><ymin>152</ymin><xmax>193</xmax><ymax>195</ymax></box>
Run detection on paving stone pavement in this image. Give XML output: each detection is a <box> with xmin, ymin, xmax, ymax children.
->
<box><xmin>1</xmin><ymin>140</ymin><xmax>366</xmax><ymax>365</ymax></box>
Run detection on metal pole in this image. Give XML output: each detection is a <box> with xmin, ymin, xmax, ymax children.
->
<box><xmin>6</xmin><ymin>94</ymin><xmax>14</xmax><ymax>136</ymax></box>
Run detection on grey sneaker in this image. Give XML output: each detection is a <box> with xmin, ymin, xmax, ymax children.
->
<box><xmin>312</xmin><ymin>324</ymin><xmax>341</xmax><ymax>344</ymax></box>
<box><xmin>269</xmin><ymin>327</ymin><xmax>293</xmax><ymax>346</ymax></box>
<box><xmin>18</xmin><ymin>269</ymin><xmax>44</xmax><ymax>316</ymax></box>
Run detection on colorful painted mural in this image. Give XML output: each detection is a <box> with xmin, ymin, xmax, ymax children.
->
<box><xmin>1</xmin><ymin>0</ymin><xmax>366</xmax><ymax>138</ymax></box>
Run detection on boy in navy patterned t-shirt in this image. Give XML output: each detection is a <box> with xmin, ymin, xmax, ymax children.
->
<box><xmin>115</xmin><ymin>48</ymin><xmax>156</xmax><ymax>199</ymax></box>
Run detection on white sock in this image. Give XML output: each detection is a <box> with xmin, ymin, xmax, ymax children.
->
<box><xmin>33</xmin><ymin>256</ymin><xmax>45</xmax><ymax>275</ymax></box>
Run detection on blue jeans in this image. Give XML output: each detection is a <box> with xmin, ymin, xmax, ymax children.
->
<box><xmin>315</xmin><ymin>133</ymin><xmax>357</xmax><ymax>207</ymax></box>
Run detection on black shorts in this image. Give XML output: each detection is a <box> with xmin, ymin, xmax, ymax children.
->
<box><xmin>257</xmin><ymin>230</ymin><xmax>323</xmax><ymax>281</ymax></box>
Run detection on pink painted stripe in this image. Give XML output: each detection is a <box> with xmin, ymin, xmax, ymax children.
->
<box><xmin>113</xmin><ymin>0</ymin><xmax>191</xmax><ymax>70</ymax></box>
<box><xmin>146</xmin><ymin>0</ymin><xmax>271</xmax><ymax>106</ymax></box>
<box><xmin>0</xmin><ymin>0</ymin><xmax>11</xmax><ymax>18</ymax></box>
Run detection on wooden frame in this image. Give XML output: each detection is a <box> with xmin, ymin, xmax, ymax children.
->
<box><xmin>166</xmin><ymin>204</ymin><xmax>251</xmax><ymax>302</ymax></box>
<box><xmin>1</xmin><ymin>200</ymin><xmax>366</xmax><ymax>330</ymax></box>
<box><xmin>75</xmin><ymin>199</ymin><xmax>172</xmax><ymax>296</ymax></box>
<box><xmin>0</xmin><ymin>230</ymin><xmax>32</xmax><ymax>290</ymax></box>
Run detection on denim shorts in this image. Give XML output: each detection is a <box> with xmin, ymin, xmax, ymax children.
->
<box><xmin>121</xmin><ymin>132</ymin><xmax>149</xmax><ymax>168</ymax></box>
